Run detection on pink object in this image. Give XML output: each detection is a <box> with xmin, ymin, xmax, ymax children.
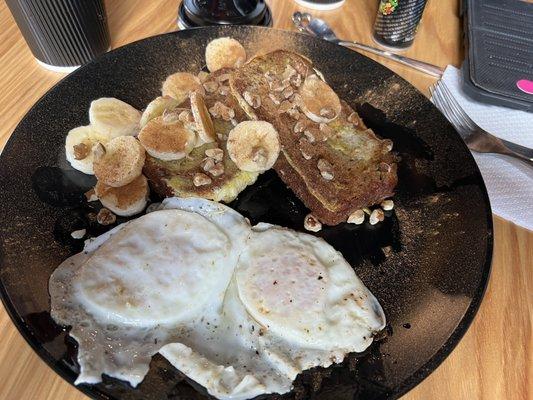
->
<box><xmin>516</xmin><ymin>79</ymin><xmax>533</xmax><ymax>94</ymax></box>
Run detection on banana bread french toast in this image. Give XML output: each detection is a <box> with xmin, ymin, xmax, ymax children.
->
<box><xmin>230</xmin><ymin>50</ymin><xmax>398</xmax><ymax>225</ymax></box>
<box><xmin>143</xmin><ymin>69</ymin><xmax>258</xmax><ymax>203</ymax></box>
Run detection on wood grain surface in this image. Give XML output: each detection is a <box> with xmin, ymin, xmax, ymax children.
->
<box><xmin>0</xmin><ymin>0</ymin><xmax>531</xmax><ymax>399</ymax></box>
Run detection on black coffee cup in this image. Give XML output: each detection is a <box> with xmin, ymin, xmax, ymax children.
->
<box><xmin>6</xmin><ymin>0</ymin><xmax>110</xmax><ymax>72</ymax></box>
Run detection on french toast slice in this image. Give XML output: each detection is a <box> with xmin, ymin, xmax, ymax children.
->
<box><xmin>230</xmin><ymin>50</ymin><xmax>398</xmax><ymax>225</ymax></box>
<box><xmin>143</xmin><ymin>69</ymin><xmax>258</xmax><ymax>203</ymax></box>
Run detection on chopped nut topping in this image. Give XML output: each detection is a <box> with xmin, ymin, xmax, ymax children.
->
<box><xmin>207</xmin><ymin>162</ymin><xmax>224</xmax><ymax>177</ymax></box>
<box><xmin>320</xmin><ymin>107</ymin><xmax>335</xmax><ymax>119</ymax></box>
<box><xmin>197</xmin><ymin>71</ymin><xmax>209</xmax><ymax>82</ymax></box>
<box><xmin>281</xmin><ymin>77</ymin><xmax>291</xmax><ymax>87</ymax></box>
<box><xmin>292</xmin><ymin>93</ymin><xmax>302</xmax><ymax>105</ymax></box>
<box><xmin>319</xmin><ymin>123</ymin><xmax>334</xmax><ymax>138</ymax></box>
<box><xmin>264</xmin><ymin>71</ymin><xmax>276</xmax><ymax>82</ymax></box>
<box><xmin>347</xmin><ymin>112</ymin><xmax>359</xmax><ymax>126</ymax></box>
<box><xmin>304</xmin><ymin>213</ymin><xmax>322</xmax><ymax>232</ymax></box>
<box><xmin>203</xmin><ymin>80</ymin><xmax>219</xmax><ymax>93</ymax></box>
<box><xmin>218</xmin><ymin>85</ymin><xmax>230</xmax><ymax>96</ymax></box>
<box><xmin>281</xmin><ymin>64</ymin><xmax>297</xmax><ymax>81</ymax></box>
<box><xmin>282</xmin><ymin>86</ymin><xmax>294</xmax><ymax>99</ymax></box>
<box><xmin>301</xmin><ymin>148</ymin><xmax>312</xmax><ymax>160</ymax></box>
<box><xmin>268</xmin><ymin>93</ymin><xmax>281</xmax><ymax>105</ymax></box>
<box><xmin>178</xmin><ymin>110</ymin><xmax>194</xmax><ymax>123</ymax></box>
<box><xmin>217</xmin><ymin>133</ymin><xmax>227</xmax><ymax>141</ymax></box>
<box><xmin>294</xmin><ymin>120</ymin><xmax>306</xmax><ymax>133</ymax></box>
<box><xmin>303</xmin><ymin>130</ymin><xmax>316</xmax><ymax>143</ymax></box>
<box><xmin>193</xmin><ymin>173</ymin><xmax>212</xmax><ymax>186</ymax></box>
<box><xmin>290</xmin><ymin>74</ymin><xmax>302</xmax><ymax>87</ymax></box>
<box><xmin>270</xmin><ymin>79</ymin><xmax>287</xmax><ymax>92</ymax></box>
<box><xmin>243</xmin><ymin>90</ymin><xmax>261</xmax><ymax>108</ymax></box>
<box><xmin>209</xmin><ymin>101</ymin><xmax>235</xmax><ymax>121</ymax></box>
<box><xmin>363</xmin><ymin>207</ymin><xmax>371</xmax><ymax>215</ymax></box>
<box><xmin>85</xmin><ymin>188</ymin><xmax>98</xmax><ymax>202</ymax></box>
<box><xmin>73</xmin><ymin>143</ymin><xmax>90</xmax><ymax>160</ymax></box>
<box><xmin>201</xmin><ymin>157</ymin><xmax>216</xmax><ymax>172</ymax></box>
<box><xmin>382</xmin><ymin>245</ymin><xmax>393</xmax><ymax>258</ymax></box>
<box><xmin>205</xmin><ymin>148</ymin><xmax>224</xmax><ymax>162</ymax></box>
<box><xmin>320</xmin><ymin>171</ymin><xmax>334</xmax><ymax>181</ymax></box>
<box><xmin>216</xmin><ymin>73</ymin><xmax>231</xmax><ymax>82</ymax></box>
<box><xmin>278</xmin><ymin>100</ymin><xmax>294</xmax><ymax>114</ymax></box>
<box><xmin>381</xmin><ymin>199</ymin><xmax>394</xmax><ymax>211</ymax></box>
<box><xmin>70</xmin><ymin>229</ymin><xmax>86</xmax><ymax>239</ymax></box>
<box><xmin>97</xmin><ymin>208</ymin><xmax>116</xmax><ymax>225</ymax></box>
<box><xmin>317</xmin><ymin>158</ymin><xmax>334</xmax><ymax>180</ymax></box>
<box><xmin>347</xmin><ymin>210</ymin><xmax>365</xmax><ymax>225</ymax></box>
<box><xmin>230</xmin><ymin>118</ymin><xmax>238</xmax><ymax>126</ymax></box>
<box><xmin>287</xmin><ymin>108</ymin><xmax>300</xmax><ymax>120</ymax></box>
<box><xmin>379</xmin><ymin>162</ymin><xmax>392</xmax><ymax>173</ymax></box>
<box><xmin>225</xmin><ymin>107</ymin><xmax>236</xmax><ymax>121</ymax></box>
<box><xmin>382</xmin><ymin>139</ymin><xmax>393</xmax><ymax>152</ymax></box>
<box><xmin>369</xmin><ymin>209</ymin><xmax>385</xmax><ymax>225</ymax></box>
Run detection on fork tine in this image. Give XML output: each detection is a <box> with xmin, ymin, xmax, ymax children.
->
<box><xmin>430</xmin><ymin>85</ymin><xmax>450</xmax><ymax>116</ymax></box>
<box><xmin>429</xmin><ymin>83</ymin><xmax>437</xmax><ymax>97</ymax></box>
<box><xmin>431</xmin><ymin>87</ymin><xmax>450</xmax><ymax>119</ymax></box>
<box><xmin>438</xmin><ymin>87</ymin><xmax>475</xmax><ymax>134</ymax></box>
<box><xmin>431</xmin><ymin>85</ymin><xmax>467</xmax><ymax>131</ymax></box>
<box><xmin>439</xmin><ymin>82</ymin><xmax>477</xmax><ymax>131</ymax></box>
<box><xmin>433</xmin><ymin>87</ymin><xmax>473</xmax><ymax>140</ymax></box>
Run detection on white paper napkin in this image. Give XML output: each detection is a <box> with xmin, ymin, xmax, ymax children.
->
<box><xmin>432</xmin><ymin>66</ymin><xmax>533</xmax><ymax>231</ymax></box>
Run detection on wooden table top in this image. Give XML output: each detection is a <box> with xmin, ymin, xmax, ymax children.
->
<box><xmin>0</xmin><ymin>0</ymin><xmax>531</xmax><ymax>399</ymax></box>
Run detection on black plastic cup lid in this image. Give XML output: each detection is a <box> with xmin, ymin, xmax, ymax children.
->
<box><xmin>178</xmin><ymin>0</ymin><xmax>272</xmax><ymax>28</ymax></box>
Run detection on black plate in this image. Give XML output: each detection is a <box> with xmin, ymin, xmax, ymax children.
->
<box><xmin>0</xmin><ymin>26</ymin><xmax>492</xmax><ymax>400</ymax></box>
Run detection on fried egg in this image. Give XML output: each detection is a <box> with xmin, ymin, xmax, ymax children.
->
<box><xmin>161</xmin><ymin>223</ymin><xmax>385</xmax><ymax>399</ymax></box>
<box><xmin>49</xmin><ymin>197</ymin><xmax>250</xmax><ymax>385</ymax></box>
<box><xmin>49</xmin><ymin>198</ymin><xmax>385</xmax><ymax>399</ymax></box>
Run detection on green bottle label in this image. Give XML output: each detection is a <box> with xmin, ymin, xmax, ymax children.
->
<box><xmin>379</xmin><ymin>0</ymin><xmax>399</xmax><ymax>15</ymax></box>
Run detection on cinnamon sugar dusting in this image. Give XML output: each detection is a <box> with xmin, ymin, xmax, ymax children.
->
<box><xmin>139</xmin><ymin>116</ymin><xmax>193</xmax><ymax>153</ymax></box>
<box><xmin>95</xmin><ymin>175</ymin><xmax>148</xmax><ymax>209</ymax></box>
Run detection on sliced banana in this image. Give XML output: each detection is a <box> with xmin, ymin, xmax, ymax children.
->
<box><xmin>65</xmin><ymin>125</ymin><xmax>110</xmax><ymax>174</ymax></box>
<box><xmin>138</xmin><ymin>114</ymin><xmax>196</xmax><ymax>161</ymax></box>
<box><xmin>205</xmin><ymin>37</ymin><xmax>246</xmax><ymax>72</ymax></box>
<box><xmin>227</xmin><ymin>121</ymin><xmax>280</xmax><ymax>172</ymax></box>
<box><xmin>89</xmin><ymin>97</ymin><xmax>141</xmax><ymax>138</ymax></box>
<box><xmin>93</xmin><ymin>136</ymin><xmax>145</xmax><ymax>187</ymax></box>
<box><xmin>95</xmin><ymin>174</ymin><xmax>149</xmax><ymax>217</ymax></box>
<box><xmin>161</xmin><ymin>72</ymin><xmax>205</xmax><ymax>104</ymax></box>
<box><xmin>140</xmin><ymin>96</ymin><xmax>181</xmax><ymax>128</ymax></box>
<box><xmin>297</xmin><ymin>75</ymin><xmax>341</xmax><ymax>123</ymax></box>
<box><xmin>190</xmin><ymin>92</ymin><xmax>216</xmax><ymax>143</ymax></box>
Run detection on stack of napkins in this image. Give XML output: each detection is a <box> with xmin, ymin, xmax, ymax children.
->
<box><xmin>431</xmin><ymin>66</ymin><xmax>533</xmax><ymax>231</ymax></box>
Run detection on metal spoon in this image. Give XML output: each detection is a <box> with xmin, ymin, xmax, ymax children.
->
<box><xmin>292</xmin><ymin>12</ymin><xmax>444</xmax><ymax>78</ymax></box>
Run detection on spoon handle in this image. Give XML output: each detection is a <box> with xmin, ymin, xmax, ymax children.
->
<box><xmin>338</xmin><ymin>40</ymin><xmax>444</xmax><ymax>78</ymax></box>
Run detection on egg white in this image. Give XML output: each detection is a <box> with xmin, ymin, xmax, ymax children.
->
<box><xmin>49</xmin><ymin>197</ymin><xmax>250</xmax><ymax>386</ymax></box>
<box><xmin>236</xmin><ymin>223</ymin><xmax>386</xmax><ymax>351</ymax></box>
<box><xmin>161</xmin><ymin>222</ymin><xmax>386</xmax><ymax>400</ymax></box>
<box><xmin>49</xmin><ymin>198</ymin><xmax>386</xmax><ymax>399</ymax></box>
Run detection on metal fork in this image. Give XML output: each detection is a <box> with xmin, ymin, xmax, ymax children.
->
<box><xmin>431</xmin><ymin>82</ymin><xmax>533</xmax><ymax>168</ymax></box>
